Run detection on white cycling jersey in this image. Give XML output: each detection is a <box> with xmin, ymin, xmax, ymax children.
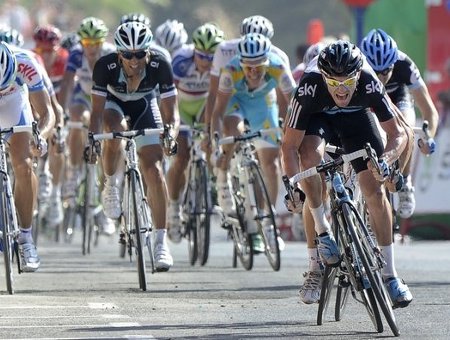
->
<box><xmin>210</xmin><ymin>38</ymin><xmax>291</xmax><ymax>77</ymax></box>
<box><xmin>66</xmin><ymin>42</ymin><xmax>115</xmax><ymax>95</ymax></box>
<box><xmin>0</xmin><ymin>50</ymin><xmax>46</xmax><ymax>128</ymax></box>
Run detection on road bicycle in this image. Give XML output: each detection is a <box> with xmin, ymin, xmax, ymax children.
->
<box><xmin>180</xmin><ymin>124</ymin><xmax>212</xmax><ymax>266</ymax></box>
<box><xmin>285</xmin><ymin>143</ymin><xmax>400</xmax><ymax>336</ymax></box>
<box><xmin>89</xmin><ymin>127</ymin><xmax>163</xmax><ymax>291</ymax></box>
<box><xmin>218</xmin><ymin>127</ymin><xmax>281</xmax><ymax>271</ymax></box>
<box><xmin>0</xmin><ymin>123</ymin><xmax>41</xmax><ymax>294</ymax></box>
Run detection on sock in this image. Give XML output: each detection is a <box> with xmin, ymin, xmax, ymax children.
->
<box><xmin>310</xmin><ymin>203</ymin><xmax>331</xmax><ymax>235</ymax></box>
<box><xmin>380</xmin><ymin>244</ymin><xmax>398</xmax><ymax>280</ymax></box>
<box><xmin>216</xmin><ymin>169</ymin><xmax>227</xmax><ymax>184</ymax></box>
<box><xmin>51</xmin><ymin>183</ymin><xmax>61</xmax><ymax>197</ymax></box>
<box><xmin>308</xmin><ymin>247</ymin><xmax>322</xmax><ymax>272</ymax></box>
<box><xmin>155</xmin><ymin>228</ymin><xmax>167</xmax><ymax>244</ymax></box>
<box><xmin>18</xmin><ymin>227</ymin><xmax>33</xmax><ymax>244</ymax></box>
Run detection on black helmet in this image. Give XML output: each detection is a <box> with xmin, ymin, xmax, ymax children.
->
<box><xmin>318</xmin><ymin>40</ymin><xmax>363</xmax><ymax>77</ymax></box>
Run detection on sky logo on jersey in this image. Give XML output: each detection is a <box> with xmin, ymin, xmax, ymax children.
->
<box><xmin>297</xmin><ymin>83</ymin><xmax>317</xmax><ymax>97</ymax></box>
<box><xmin>18</xmin><ymin>63</ymin><xmax>38</xmax><ymax>82</ymax></box>
<box><xmin>365</xmin><ymin>80</ymin><xmax>383</xmax><ymax>94</ymax></box>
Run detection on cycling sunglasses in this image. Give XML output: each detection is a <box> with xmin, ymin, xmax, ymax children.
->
<box><xmin>239</xmin><ymin>59</ymin><xmax>269</xmax><ymax>73</ymax></box>
<box><xmin>376</xmin><ymin>65</ymin><xmax>394</xmax><ymax>76</ymax></box>
<box><xmin>195</xmin><ymin>50</ymin><xmax>214</xmax><ymax>61</ymax></box>
<box><xmin>80</xmin><ymin>38</ymin><xmax>104</xmax><ymax>47</ymax></box>
<box><xmin>323</xmin><ymin>74</ymin><xmax>358</xmax><ymax>88</ymax></box>
<box><xmin>120</xmin><ymin>50</ymin><xmax>148</xmax><ymax>60</ymax></box>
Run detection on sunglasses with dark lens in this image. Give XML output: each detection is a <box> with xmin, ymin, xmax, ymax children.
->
<box><xmin>120</xmin><ymin>50</ymin><xmax>147</xmax><ymax>60</ymax></box>
<box><xmin>377</xmin><ymin>65</ymin><xmax>394</xmax><ymax>76</ymax></box>
<box><xmin>195</xmin><ymin>50</ymin><xmax>214</xmax><ymax>61</ymax></box>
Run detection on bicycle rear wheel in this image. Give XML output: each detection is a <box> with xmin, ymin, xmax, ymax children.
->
<box><xmin>130</xmin><ymin>170</ymin><xmax>147</xmax><ymax>291</ymax></box>
<box><xmin>231</xmin><ymin>174</ymin><xmax>253</xmax><ymax>270</ymax></box>
<box><xmin>344</xmin><ymin>203</ymin><xmax>398</xmax><ymax>335</ymax></box>
<box><xmin>248</xmin><ymin>162</ymin><xmax>280</xmax><ymax>271</ymax></box>
<box><xmin>0</xmin><ymin>184</ymin><xmax>14</xmax><ymax>294</ymax></box>
<box><xmin>195</xmin><ymin>160</ymin><xmax>211</xmax><ymax>266</ymax></box>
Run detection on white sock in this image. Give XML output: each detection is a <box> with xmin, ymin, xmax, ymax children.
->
<box><xmin>155</xmin><ymin>228</ymin><xmax>167</xmax><ymax>244</ymax></box>
<box><xmin>18</xmin><ymin>227</ymin><xmax>33</xmax><ymax>244</ymax></box>
<box><xmin>216</xmin><ymin>169</ymin><xmax>227</xmax><ymax>184</ymax></box>
<box><xmin>380</xmin><ymin>244</ymin><xmax>398</xmax><ymax>280</ymax></box>
<box><xmin>310</xmin><ymin>203</ymin><xmax>331</xmax><ymax>235</ymax></box>
<box><xmin>308</xmin><ymin>247</ymin><xmax>321</xmax><ymax>272</ymax></box>
<box><xmin>51</xmin><ymin>183</ymin><xmax>61</xmax><ymax>197</ymax></box>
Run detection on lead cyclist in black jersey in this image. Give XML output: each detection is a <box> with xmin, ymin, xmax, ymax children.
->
<box><xmin>282</xmin><ymin>40</ymin><xmax>413</xmax><ymax>308</ymax></box>
<box><xmin>88</xmin><ymin>22</ymin><xmax>180</xmax><ymax>271</ymax></box>
<box><xmin>361</xmin><ymin>29</ymin><xmax>438</xmax><ymax>219</ymax></box>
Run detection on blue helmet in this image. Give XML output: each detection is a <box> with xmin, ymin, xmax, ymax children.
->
<box><xmin>238</xmin><ymin>33</ymin><xmax>271</xmax><ymax>60</ymax></box>
<box><xmin>361</xmin><ymin>28</ymin><xmax>398</xmax><ymax>71</ymax></box>
<box><xmin>0</xmin><ymin>42</ymin><xmax>17</xmax><ymax>92</ymax></box>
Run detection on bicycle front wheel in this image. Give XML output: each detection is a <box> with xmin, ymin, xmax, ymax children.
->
<box><xmin>344</xmin><ymin>203</ymin><xmax>398</xmax><ymax>336</ymax></box>
<box><xmin>130</xmin><ymin>170</ymin><xmax>147</xmax><ymax>291</ymax></box>
<box><xmin>195</xmin><ymin>160</ymin><xmax>211</xmax><ymax>266</ymax></box>
<box><xmin>317</xmin><ymin>266</ymin><xmax>338</xmax><ymax>325</ymax></box>
<box><xmin>248</xmin><ymin>162</ymin><xmax>280</xmax><ymax>271</ymax></box>
<box><xmin>0</xmin><ymin>184</ymin><xmax>14</xmax><ymax>294</ymax></box>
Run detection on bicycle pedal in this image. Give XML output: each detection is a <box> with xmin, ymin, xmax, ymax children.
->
<box><xmin>221</xmin><ymin>221</ymin><xmax>232</xmax><ymax>230</ymax></box>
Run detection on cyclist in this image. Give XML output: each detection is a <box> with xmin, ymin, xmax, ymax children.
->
<box><xmin>89</xmin><ymin>22</ymin><xmax>179</xmax><ymax>271</ymax></box>
<box><xmin>211</xmin><ymin>33</ymin><xmax>295</xmax><ymax>252</ymax></box>
<box><xmin>154</xmin><ymin>19</ymin><xmax>188</xmax><ymax>57</ymax></box>
<box><xmin>58</xmin><ymin>17</ymin><xmax>116</xmax><ymax>234</ymax></box>
<box><xmin>32</xmin><ymin>25</ymin><xmax>68</xmax><ymax>227</ymax></box>
<box><xmin>165</xmin><ymin>23</ymin><xmax>225</xmax><ymax>242</ymax></box>
<box><xmin>282</xmin><ymin>40</ymin><xmax>413</xmax><ymax>308</ymax></box>
<box><xmin>0</xmin><ymin>41</ymin><xmax>55</xmax><ymax>271</ymax></box>
<box><xmin>361</xmin><ymin>28</ymin><xmax>438</xmax><ymax>218</ymax></box>
<box><xmin>119</xmin><ymin>12</ymin><xmax>171</xmax><ymax>62</ymax></box>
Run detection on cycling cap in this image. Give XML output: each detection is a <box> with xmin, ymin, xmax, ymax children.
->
<box><xmin>303</xmin><ymin>42</ymin><xmax>326</xmax><ymax>65</ymax></box>
<box><xmin>33</xmin><ymin>25</ymin><xmax>62</xmax><ymax>46</ymax></box>
<box><xmin>154</xmin><ymin>19</ymin><xmax>188</xmax><ymax>52</ymax></box>
<box><xmin>240</xmin><ymin>15</ymin><xmax>274</xmax><ymax>39</ymax></box>
<box><xmin>318</xmin><ymin>40</ymin><xmax>363</xmax><ymax>77</ymax></box>
<box><xmin>77</xmin><ymin>17</ymin><xmax>109</xmax><ymax>40</ymax></box>
<box><xmin>120</xmin><ymin>13</ymin><xmax>151</xmax><ymax>28</ymax></box>
<box><xmin>361</xmin><ymin>28</ymin><xmax>398</xmax><ymax>71</ymax></box>
<box><xmin>0</xmin><ymin>26</ymin><xmax>24</xmax><ymax>47</ymax></box>
<box><xmin>114</xmin><ymin>22</ymin><xmax>153</xmax><ymax>51</ymax></box>
<box><xmin>238</xmin><ymin>33</ymin><xmax>271</xmax><ymax>60</ymax></box>
<box><xmin>192</xmin><ymin>23</ymin><xmax>224</xmax><ymax>53</ymax></box>
<box><xmin>61</xmin><ymin>32</ymin><xmax>80</xmax><ymax>50</ymax></box>
<box><xmin>0</xmin><ymin>42</ymin><xmax>17</xmax><ymax>91</ymax></box>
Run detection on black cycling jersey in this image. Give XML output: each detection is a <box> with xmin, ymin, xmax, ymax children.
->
<box><xmin>92</xmin><ymin>51</ymin><xmax>177</xmax><ymax>130</ymax></box>
<box><xmin>287</xmin><ymin>58</ymin><xmax>396</xmax><ymax>173</ymax></box>
<box><xmin>92</xmin><ymin>51</ymin><xmax>176</xmax><ymax>102</ymax></box>
<box><xmin>385</xmin><ymin>50</ymin><xmax>423</xmax><ymax>106</ymax></box>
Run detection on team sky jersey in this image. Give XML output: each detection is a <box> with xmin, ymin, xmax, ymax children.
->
<box><xmin>385</xmin><ymin>50</ymin><xmax>425</xmax><ymax>103</ymax></box>
<box><xmin>91</xmin><ymin>51</ymin><xmax>177</xmax><ymax>102</ymax></box>
<box><xmin>66</xmin><ymin>42</ymin><xmax>115</xmax><ymax>95</ymax></box>
<box><xmin>210</xmin><ymin>38</ymin><xmax>291</xmax><ymax>77</ymax></box>
<box><xmin>287</xmin><ymin>56</ymin><xmax>396</xmax><ymax>131</ymax></box>
<box><xmin>171</xmin><ymin>44</ymin><xmax>210</xmax><ymax>121</ymax></box>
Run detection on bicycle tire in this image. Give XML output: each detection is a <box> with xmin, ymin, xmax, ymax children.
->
<box><xmin>81</xmin><ymin>165</ymin><xmax>95</xmax><ymax>255</ymax></box>
<box><xmin>231</xmin><ymin>173</ymin><xmax>253</xmax><ymax>270</ymax></box>
<box><xmin>184</xmin><ymin>164</ymin><xmax>198</xmax><ymax>265</ymax></box>
<box><xmin>130</xmin><ymin>170</ymin><xmax>147</xmax><ymax>291</ymax></box>
<box><xmin>195</xmin><ymin>160</ymin><xmax>211</xmax><ymax>266</ymax></box>
<box><xmin>344</xmin><ymin>203</ymin><xmax>399</xmax><ymax>336</ymax></box>
<box><xmin>0</xmin><ymin>183</ymin><xmax>14</xmax><ymax>294</ymax></box>
<box><xmin>317</xmin><ymin>265</ymin><xmax>338</xmax><ymax>325</ymax></box>
<box><xmin>248</xmin><ymin>162</ymin><xmax>280</xmax><ymax>271</ymax></box>
<box><xmin>334</xmin><ymin>273</ymin><xmax>351</xmax><ymax>321</ymax></box>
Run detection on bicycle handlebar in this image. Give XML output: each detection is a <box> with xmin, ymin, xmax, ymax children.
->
<box><xmin>90</xmin><ymin>128</ymin><xmax>164</xmax><ymax>142</ymax></box>
<box><xmin>218</xmin><ymin>127</ymin><xmax>280</xmax><ymax>146</ymax></box>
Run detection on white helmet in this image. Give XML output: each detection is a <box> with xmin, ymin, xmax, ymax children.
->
<box><xmin>240</xmin><ymin>15</ymin><xmax>274</xmax><ymax>39</ymax></box>
<box><xmin>303</xmin><ymin>42</ymin><xmax>326</xmax><ymax>65</ymax></box>
<box><xmin>114</xmin><ymin>22</ymin><xmax>153</xmax><ymax>51</ymax></box>
<box><xmin>154</xmin><ymin>19</ymin><xmax>188</xmax><ymax>53</ymax></box>
<box><xmin>0</xmin><ymin>42</ymin><xmax>17</xmax><ymax>91</ymax></box>
<box><xmin>238</xmin><ymin>33</ymin><xmax>271</xmax><ymax>60</ymax></box>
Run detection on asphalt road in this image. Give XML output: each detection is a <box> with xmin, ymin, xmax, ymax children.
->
<box><xmin>0</xmin><ymin>225</ymin><xmax>449</xmax><ymax>340</ymax></box>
